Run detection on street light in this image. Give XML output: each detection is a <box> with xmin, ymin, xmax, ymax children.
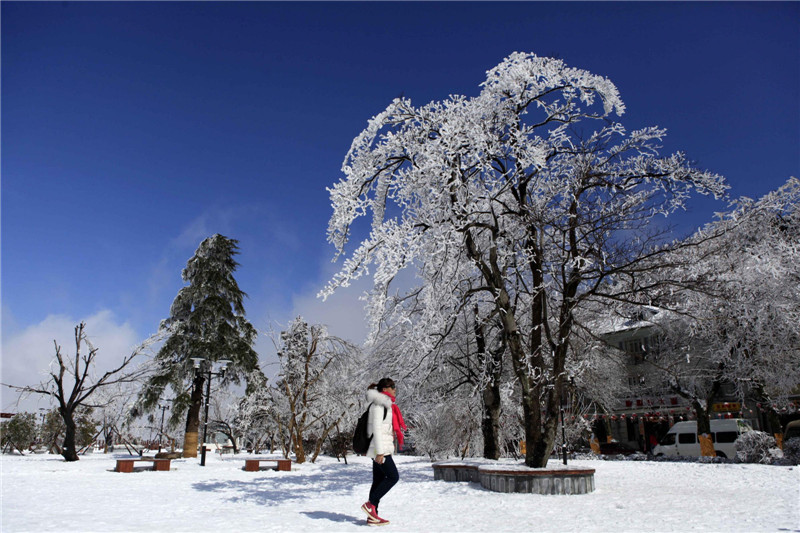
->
<box><xmin>38</xmin><ymin>408</ymin><xmax>47</xmax><ymax>448</ymax></box>
<box><xmin>157</xmin><ymin>400</ymin><xmax>173</xmax><ymax>453</ymax></box>
<box><xmin>191</xmin><ymin>358</ymin><xmax>231</xmax><ymax>466</ymax></box>
<box><xmin>560</xmin><ymin>377</ymin><xmax>575</xmax><ymax>466</ymax></box>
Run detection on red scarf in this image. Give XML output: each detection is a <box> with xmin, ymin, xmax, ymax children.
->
<box><xmin>381</xmin><ymin>391</ymin><xmax>407</xmax><ymax>449</ymax></box>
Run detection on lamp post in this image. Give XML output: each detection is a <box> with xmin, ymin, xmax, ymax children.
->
<box><xmin>191</xmin><ymin>358</ymin><xmax>231</xmax><ymax>466</ymax></box>
<box><xmin>560</xmin><ymin>397</ymin><xmax>568</xmax><ymax>466</ymax></box>
<box><xmin>38</xmin><ymin>408</ymin><xmax>47</xmax><ymax>449</ymax></box>
<box><xmin>157</xmin><ymin>400</ymin><xmax>173</xmax><ymax>453</ymax></box>
<box><xmin>560</xmin><ymin>377</ymin><xmax>574</xmax><ymax>466</ymax></box>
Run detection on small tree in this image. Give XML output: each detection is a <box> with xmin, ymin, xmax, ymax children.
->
<box><xmin>134</xmin><ymin>234</ymin><xmax>259</xmax><ymax>458</ymax></box>
<box><xmin>207</xmin><ymin>389</ymin><xmax>243</xmax><ymax>453</ymax></box>
<box><xmin>237</xmin><ymin>370</ymin><xmax>278</xmax><ymax>453</ymax></box>
<box><xmin>272</xmin><ymin>317</ymin><xmax>361</xmax><ymax>463</ymax></box>
<box><xmin>0</xmin><ymin>413</ymin><xmax>37</xmax><ymax>454</ymax></box>
<box><xmin>5</xmin><ymin>323</ymin><xmax>151</xmax><ymax>461</ymax></box>
<box><xmin>40</xmin><ymin>409</ymin><xmax>65</xmax><ymax>454</ymax></box>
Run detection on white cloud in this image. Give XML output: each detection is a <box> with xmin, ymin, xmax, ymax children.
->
<box><xmin>250</xmin><ymin>257</ymin><xmax>373</xmax><ymax>380</ymax></box>
<box><xmin>289</xmin><ymin>277</ymin><xmax>371</xmax><ymax>344</ymax></box>
<box><xmin>1</xmin><ymin>310</ymin><xmax>140</xmax><ymax>413</ymax></box>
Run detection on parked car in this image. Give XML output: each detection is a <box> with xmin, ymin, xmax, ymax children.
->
<box><xmin>784</xmin><ymin>420</ymin><xmax>800</xmax><ymax>443</ymax></box>
<box><xmin>599</xmin><ymin>441</ymin><xmax>639</xmax><ymax>456</ymax></box>
<box><xmin>653</xmin><ymin>418</ymin><xmax>753</xmax><ymax>459</ymax></box>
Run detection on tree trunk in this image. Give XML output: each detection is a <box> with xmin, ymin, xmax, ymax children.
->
<box><xmin>752</xmin><ymin>383</ymin><xmax>782</xmax><ymax>437</ymax></box>
<box><xmin>521</xmin><ymin>388</ymin><xmax>546</xmax><ymax>467</ymax></box>
<box><xmin>692</xmin><ymin>399</ymin><xmax>716</xmax><ymax>457</ymax></box>
<box><xmin>292</xmin><ymin>424</ymin><xmax>306</xmax><ymax>464</ymax></box>
<box><xmin>183</xmin><ymin>373</ymin><xmax>205</xmax><ymax>458</ymax></box>
<box><xmin>481</xmin><ymin>383</ymin><xmax>502</xmax><ymax>460</ymax></box>
<box><xmin>60</xmin><ymin>407</ymin><xmax>79</xmax><ymax>462</ymax></box>
<box><xmin>474</xmin><ymin>306</ymin><xmax>502</xmax><ymax>460</ymax></box>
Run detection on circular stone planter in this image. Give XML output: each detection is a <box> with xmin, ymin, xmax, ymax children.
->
<box><xmin>433</xmin><ymin>462</ymin><xmax>595</xmax><ymax>495</ymax></box>
<box><xmin>432</xmin><ymin>461</ymin><xmax>483</xmax><ymax>483</ymax></box>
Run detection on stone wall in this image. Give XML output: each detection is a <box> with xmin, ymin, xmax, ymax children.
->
<box><xmin>432</xmin><ymin>462</ymin><xmax>595</xmax><ymax>495</ymax></box>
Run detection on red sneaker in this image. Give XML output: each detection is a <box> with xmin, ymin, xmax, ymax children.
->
<box><xmin>361</xmin><ymin>501</ymin><xmax>379</xmax><ymax>520</ymax></box>
<box><xmin>367</xmin><ymin>516</ymin><xmax>390</xmax><ymax>526</ymax></box>
<box><xmin>362</xmin><ymin>502</ymin><xmax>389</xmax><ymax>524</ymax></box>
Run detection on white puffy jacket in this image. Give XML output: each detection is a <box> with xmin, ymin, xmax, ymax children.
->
<box><xmin>366</xmin><ymin>388</ymin><xmax>395</xmax><ymax>459</ymax></box>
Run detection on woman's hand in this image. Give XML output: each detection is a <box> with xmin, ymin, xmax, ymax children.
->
<box><xmin>375</xmin><ymin>454</ymin><xmax>385</xmax><ymax>464</ymax></box>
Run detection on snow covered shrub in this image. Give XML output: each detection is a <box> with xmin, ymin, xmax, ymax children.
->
<box><xmin>409</xmin><ymin>397</ymin><xmax>482</xmax><ymax>460</ymax></box>
<box><xmin>735</xmin><ymin>431</ymin><xmax>781</xmax><ymax>464</ymax></box>
<box><xmin>554</xmin><ymin>414</ymin><xmax>593</xmax><ymax>455</ymax></box>
<box><xmin>409</xmin><ymin>410</ymin><xmax>460</xmax><ymax>461</ymax></box>
<box><xmin>782</xmin><ymin>437</ymin><xmax>800</xmax><ymax>466</ymax></box>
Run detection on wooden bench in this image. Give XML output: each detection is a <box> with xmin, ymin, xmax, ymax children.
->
<box><xmin>115</xmin><ymin>458</ymin><xmax>172</xmax><ymax>473</ymax></box>
<box><xmin>243</xmin><ymin>458</ymin><xmax>292</xmax><ymax>472</ymax></box>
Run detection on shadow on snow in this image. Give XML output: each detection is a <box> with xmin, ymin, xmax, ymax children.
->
<box><xmin>190</xmin><ymin>458</ymin><xmax>435</xmax><ymax>506</ymax></box>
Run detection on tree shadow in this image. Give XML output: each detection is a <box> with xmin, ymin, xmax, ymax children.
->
<box><xmin>191</xmin><ymin>458</ymin><xmax>436</xmax><ymax>505</ymax></box>
<box><xmin>192</xmin><ymin>463</ymin><xmax>367</xmax><ymax>504</ymax></box>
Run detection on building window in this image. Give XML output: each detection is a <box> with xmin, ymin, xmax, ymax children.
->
<box><xmin>620</xmin><ymin>337</ymin><xmax>653</xmax><ymax>365</ymax></box>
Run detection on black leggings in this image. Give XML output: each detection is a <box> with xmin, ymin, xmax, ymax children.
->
<box><xmin>369</xmin><ymin>455</ymin><xmax>399</xmax><ymax>509</ymax></box>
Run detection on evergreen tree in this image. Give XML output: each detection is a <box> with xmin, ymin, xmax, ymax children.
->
<box><xmin>0</xmin><ymin>413</ymin><xmax>37</xmax><ymax>454</ymax></box>
<box><xmin>135</xmin><ymin>234</ymin><xmax>259</xmax><ymax>458</ymax></box>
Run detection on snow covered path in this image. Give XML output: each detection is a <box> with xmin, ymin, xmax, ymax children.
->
<box><xmin>2</xmin><ymin>453</ymin><xmax>798</xmax><ymax>532</ymax></box>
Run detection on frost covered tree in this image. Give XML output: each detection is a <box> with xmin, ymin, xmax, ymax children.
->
<box><xmin>206</xmin><ymin>389</ymin><xmax>244</xmax><ymax>453</ymax></box>
<box><xmin>644</xmin><ymin>178</ymin><xmax>800</xmax><ymax>450</ymax></box>
<box><xmin>322</xmin><ymin>52</ymin><xmax>726</xmax><ymax>467</ymax></box>
<box><xmin>236</xmin><ymin>370</ymin><xmax>281</xmax><ymax>453</ymax></box>
<box><xmin>134</xmin><ymin>234</ymin><xmax>259</xmax><ymax>458</ymax></box>
<box><xmin>271</xmin><ymin>317</ymin><xmax>362</xmax><ymax>463</ymax></box>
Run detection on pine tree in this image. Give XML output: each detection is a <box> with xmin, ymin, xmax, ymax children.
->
<box><xmin>135</xmin><ymin>234</ymin><xmax>259</xmax><ymax>458</ymax></box>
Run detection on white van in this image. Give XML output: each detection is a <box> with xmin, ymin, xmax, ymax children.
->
<box><xmin>653</xmin><ymin>419</ymin><xmax>753</xmax><ymax>459</ymax></box>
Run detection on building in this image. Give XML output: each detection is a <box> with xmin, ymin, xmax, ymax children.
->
<box><xmin>595</xmin><ymin>307</ymin><xmax>763</xmax><ymax>452</ymax></box>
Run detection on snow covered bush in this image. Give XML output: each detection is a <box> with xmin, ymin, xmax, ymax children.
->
<box><xmin>409</xmin><ymin>397</ymin><xmax>482</xmax><ymax>461</ymax></box>
<box><xmin>735</xmin><ymin>431</ymin><xmax>782</xmax><ymax>464</ymax></box>
<box><xmin>782</xmin><ymin>437</ymin><xmax>800</xmax><ymax>466</ymax></box>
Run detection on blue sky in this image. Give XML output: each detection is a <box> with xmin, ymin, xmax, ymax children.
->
<box><xmin>2</xmin><ymin>2</ymin><xmax>798</xmax><ymax>410</ymax></box>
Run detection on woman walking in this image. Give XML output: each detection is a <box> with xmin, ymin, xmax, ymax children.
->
<box><xmin>361</xmin><ymin>378</ymin><xmax>406</xmax><ymax>526</ymax></box>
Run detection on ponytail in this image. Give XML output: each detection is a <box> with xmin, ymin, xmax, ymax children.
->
<box><xmin>369</xmin><ymin>378</ymin><xmax>395</xmax><ymax>392</ymax></box>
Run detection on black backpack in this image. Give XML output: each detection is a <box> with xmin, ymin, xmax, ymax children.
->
<box><xmin>352</xmin><ymin>403</ymin><xmax>387</xmax><ymax>455</ymax></box>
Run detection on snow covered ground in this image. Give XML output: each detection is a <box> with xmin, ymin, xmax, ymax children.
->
<box><xmin>2</xmin><ymin>451</ymin><xmax>798</xmax><ymax>532</ymax></box>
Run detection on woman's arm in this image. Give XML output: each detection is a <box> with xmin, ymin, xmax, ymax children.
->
<box><xmin>368</xmin><ymin>404</ymin><xmax>385</xmax><ymax>453</ymax></box>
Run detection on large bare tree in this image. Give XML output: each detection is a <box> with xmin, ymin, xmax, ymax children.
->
<box><xmin>5</xmin><ymin>323</ymin><xmax>154</xmax><ymax>461</ymax></box>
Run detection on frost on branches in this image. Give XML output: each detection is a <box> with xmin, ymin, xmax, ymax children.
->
<box><xmin>322</xmin><ymin>52</ymin><xmax>726</xmax><ymax>467</ymax></box>
<box><xmin>645</xmin><ymin>177</ymin><xmax>800</xmax><ymax>438</ymax></box>
<box><xmin>268</xmin><ymin>317</ymin><xmax>363</xmax><ymax>463</ymax></box>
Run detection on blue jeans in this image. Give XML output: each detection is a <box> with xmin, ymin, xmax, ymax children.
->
<box><xmin>369</xmin><ymin>455</ymin><xmax>399</xmax><ymax>509</ymax></box>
